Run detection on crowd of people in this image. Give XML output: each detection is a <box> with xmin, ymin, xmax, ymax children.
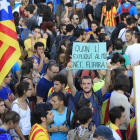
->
<box><xmin>0</xmin><ymin>0</ymin><xmax>140</xmax><ymax>139</ymax></box>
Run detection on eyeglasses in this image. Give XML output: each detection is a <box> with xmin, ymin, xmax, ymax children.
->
<box><xmin>74</xmin><ymin>18</ymin><xmax>79</xmax><ymax>20</ymax></box>
<box><xmin>50</xmin><ymin>70</ymin><xmax>59</xmax><ymax>75</ymax></box>
<box><xmin>28</xmin><ymin>88</ymin><xmax>32</xmax><ymax>90</ymax></box>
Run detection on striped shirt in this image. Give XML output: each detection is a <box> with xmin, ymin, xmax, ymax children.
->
<box><xmin>29</xmin><ymin>123</ymin><xmax>50</xmax><ymax>140</ymax></box>
<box><xmin>102</xmin><ymin>6</ymin><xmax>117</xmax><ymax>27</ymax></box>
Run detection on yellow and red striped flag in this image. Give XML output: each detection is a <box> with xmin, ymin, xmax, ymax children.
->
<box><xmin>0</xmin><ymin>0</ymin><xmax>21</xmax><ymax>85</ymax></box>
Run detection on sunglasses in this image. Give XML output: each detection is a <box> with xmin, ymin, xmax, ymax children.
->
<box><xmin>74</xmin><ymin>18</ymin><xmax>79</xmax><ymax>20</ymax></box>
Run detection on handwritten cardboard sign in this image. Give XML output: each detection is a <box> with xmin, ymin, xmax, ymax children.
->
<box><xmin>72</xmin><ymin>42</ymin><xmax>107</xmax><ymax>70</ymax></box>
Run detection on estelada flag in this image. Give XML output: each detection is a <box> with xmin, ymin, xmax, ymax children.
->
<box><xmin>0</xmin><ymin>0</ymin><xmax>21</xmax><ymax>85</ymax></box>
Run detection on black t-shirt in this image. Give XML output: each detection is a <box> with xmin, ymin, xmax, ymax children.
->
<box><xmin>85</xmin><ymin>4</ymin><xmax>94</xmax><ymax>25</ymax></box>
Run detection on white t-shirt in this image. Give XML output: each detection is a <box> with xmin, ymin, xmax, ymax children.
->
<box><xmin>12</xmin><ymin>99</ymin><xmax>31</xmax><ymax>135</ymax></box>
<box><xmin>125</xmin><ymin>43</ymin><xmax>140</xmax><ymax>66</ymax></box>
<box><xmin>118</xmin><ymin>28</ymin><xmax>128</xmax><ymax>42</ymax></box>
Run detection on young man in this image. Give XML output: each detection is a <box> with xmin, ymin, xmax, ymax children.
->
<box><xmin>32</xmin><ymin>42</ymin><xmax>46</xmax><ymax>75</ymax></box>
<box><xmin>0</xmin><ymin>72</ymin><xmax>15</xmax><ymax>109</ymax></box>
<box><xmin>37</xmin><ymin>60</ymin><xmax>59</xmax><ymax>103</ymax></box>
<box><xmin>67</xmin><ymin>106</ymin><xmax>94</xmax><ymax>140</ymax></box>
<box><xmin>125</xmin><ymin>32</ymin><xmax>140</xmax><ymax>66</ymax></box>
<box><xmin>24</xmin><ymin>26</ymin><xmax>46</xmax><ymax>57</ymax></box>
<box><xmin>0</xmin><ymin>111</ymin><xmax>20</xmax><ymax>140</ymax></box>
<box><xmin>67</xmin><ymin>61</ymin><xmax>111</xmax><ymax>127</ymax></box>
<box><xmin>85</xmin><ymin>0</ymin><xmax>96</xmax><ymax>25</ymax></box>
<box><xmin>19</xmin><ymin>17</ymin><xmax>32</xmax><ymax>41</ymax></box>
<box><xmin>24</xmin><ymin>6</ymin><xmax>38</xmax><ymax>30</ymax></box>
<box><xmin>123</xmin><ymin>30</ymin><xmax>134</xmax><ymax>53</ymax></box>
<box><xmin>118</xmin><ymin>16</ymin><xmax>136</xmax><ymax>42</ymax></box>
<box><xmin>61</xmin><ymin>2</ymin><xmax>73</xmax><ymax>19</ymax></box>
<box><xmin>114</xmin><ymin>38</ymin><xmax>131</xmax><ymax>70</ymax></box>
<box><xmin>109</xmin><ymin>106</ymin><xmax>126</xmax><ymax>140</ymax></box>
<box><xmin>47</xmin><ymin>74</ymin><xmax>75</xmax><ymax>111</ymax></box>
<box><xmin>48</xmin><ymin>92</ymin><xmax>73</xmax><ymax>140</ymax></box>
<box><xmin>98</xmin><ymin>33</ymin><xmax>109</xmax><ymax>42</ymax></box>
<box><xmin>29</xmin><ymin>104</ymin><xmax>54</xmax><ymax>140</ymax></box>
<box><xmin>118</xmin><ymin>0</ymin><xmax>138</xmax><ymax>19</ymax></box>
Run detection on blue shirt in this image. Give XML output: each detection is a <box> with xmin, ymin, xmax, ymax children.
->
<box><xmin>72</xmin><ymin>89</ymin><xmax>104</xmax><ymax>127</ymax></box>
<box><xmin>49</xmin><ymin>107</ymin><xmax>73</xmax><ymax>140</ymax></box>
<box><xmin>37</xmin><ymin>77</ymin><xmax>54</xmax><ymax>102</ymax></box>
<box><xmin>0</xmin><ymin>128</ymin><xmax>13</xmax><ymax>140</ymax></box>
<box><xmin>32</xmin><ymin>55</ymin><xmax>45</xmax><ymax>75</ymax></box>
<box><xmin>12</xmin><ymin>62</ymin><xmax>20</xmax><ymax>74</ymax></box>
<box><xmin>0</xmin><ymin>85</ymin><xmax>13</xmax><ymax>102</ymax></box>
<box><xmin>118</xmin><ymin>3</ymin><xmax>138</xmax><ymax>16</ymax></box>
<box><xmin>47</xmin><ymin>92</ymin><xmax>76</xmax><ymax>111</ymax></box>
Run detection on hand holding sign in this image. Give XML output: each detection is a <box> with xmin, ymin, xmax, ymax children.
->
<box><xmin>72</xmin><ymin>42</ymin><xmax>107</xmax><ymax>70</ymax></box>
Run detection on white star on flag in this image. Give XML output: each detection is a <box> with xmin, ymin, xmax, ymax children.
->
<box><xmin>0</xmin><ymin>0</ymin><xmax>10</xmax><ymax>13</ymax></box>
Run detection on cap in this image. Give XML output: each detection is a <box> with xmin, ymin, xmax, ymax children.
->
<box><xmin>94</xmin><ymin>125</ymin><xmax>115</xmax><ymax>140</ymax></box>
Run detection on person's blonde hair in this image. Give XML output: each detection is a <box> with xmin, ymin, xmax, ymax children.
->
<box><xmin>21</xmin><ymin>0</ymin><xmax>29</xmax><ymax>5</ymax></box>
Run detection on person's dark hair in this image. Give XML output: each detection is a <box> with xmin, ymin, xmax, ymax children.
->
<box><xmin>21</xmin><ymin>61</ymin><xmax>33</xmax><ymax>75</ymax></box>
<box><xmin>71</xmin><ymin>99</ymin><xmax>91</xmax><ymax>129</ymax></box>
<box><xmin>25</xmin><ymin>57</ymin><xmax>35</xmax><ymax>64</ymax></box>
<box><xmin>51</xmin><ymin>92</ymin><xmax>65</xmax><ymax>105</ymax></box>
<box><xmin>106</xmin><ymin>0</ymin><xmax>115</xmax><ymax>11</ymax></box>
<box><xmin>22</xmin><ymin>17</ymin><xmax>29</xmax><ymax>26</ymax></box>
<box><xmin>66</xmin><ymin>24</ymin><xmax>75</xmax><ymax>32</ymax></box>
<box><xmin>98</xmin><ymin>33</ymin><xmax>107</xmax><ymax>42</ymax></box>
<box><xmin>76</xmin><ymin>10</ymin><xmax>84</xmax><ymax>24</ymax></box>
<box><xmin>74</xmin><ymin>29</ymin><xmax>83</xmax><ymax>38</ymax></box>
<box><xmin>129</xmin><ymin>127</ymin><xmax>137</xmax><ymax>140</ymax></box>
<box><xmin>3</xmin><ymin>111</ymin><xmax>20</xmax><ymax>124</ymax></box>
<box><xmin>13</xmin><ymin>11</ymin><xmax>19</xmax><ymax>26</ymax></box>
<box><xmin>25</xmin><ymin>6</ymin><xmax>34</xmax><ymax>14</ymax></box>
<box><xmin>70</xmin><ymin>13</ymin><xmax>74</xmax><ymax>21</ymax></box>
<box><xmin>33</xmin><ymin>104</ymin><xmax>52</xmax><ymax>124</ymax></box>
<box><xmin>104</xmin><ymin>40</ymin><xmax>112</xmax><ymax>51</ymax></box>
<box><xmin>77</xmin><ymin>106</ymin><xmax>92</xmax><ymax>124</ymax></box>
<box><xmin>120</xmin><ymin>12</ymin><xmax>130</xmax><ymax>21</ymax></box>
<box><xmin>53</xmin><ymin>74</ymin><xmax>67</xmax><ymax>87</ymax></box>
<box><xmin>0</xmin><ymin>98</ymin><xmax>4</xmax><ymax>103</ymax></box>
<box><xmin>94</xmin><ymin>70</ymin><xmax>105</xmax><ymax>79</ymax></box>
<box><xmin>59</xmin><ymin>23</ymin><xmax>66</xmax><ymax>31</ymax></box>
<box><xmin>114</xmin><ymin>74</ymin><xmax>130</xmax><ymax>92</ymax></box>
<box><xmin>16</xmin><ymin>26</ymin><xmax>20</xmax><ymax>34</ymax></box>
<box><xmin>63</xmin><ymin>44</ymin><xmax>73</xmax><ymax>68</ymax></box>
<box><xmin>111</xmin><ymin>53</ymin><xmax>125</xmax><ymax>65</ymax></box>
<box><xmin>17</xmin><ymin>81</ymin><xmax>30</xmax><ymax>97</ymax></box>
<box><xmin>33</xmin><ymin>25</ymin><xmax>41</xmax><ymax>31</ymax></box>
<box><xmin>126</xmin><ymin>17</ymin><xmax>136</xmax><ymax>26</ymax></box>
<box><xmin>34</xmin><ymin>42</ymin><xmax>44</xmax><ymax>50</ymax></box>
<box><xmin>40</xmin><ymin>21</ymin><xmax>55</xmax><ymax>32</ymax></box>
<box><xmin>96</xmin><ymin>26</ymin><xmax>104</xmax><ymax>36</ymax></box>
<box><xmin>42</xmin><ymin>5</ymin><xmax>52</xmax><ymax>21</ymax></box>
<box><xmin>90</xmin><ymin>21</ymin><xmax>99</xmax><ymax>28</ymax></box>
<box><xmin>109</xmin><ymin>106</ymin><xmax>125</xmax><ymax>124</ymax></box>
<box><xmin>81</xmin><ymin>75</ymin><xmax>93</xmax><ymax>84</ymax></box>
<box><xmin>45</xmin><ymin>60</ymin><xmax>59</xmax><ymax>73</ymax></box>
<box><xmin>134</xmin><ymin>32</ymin><xmax>140</xmax><ymax>43</ymax></box>
<box><xmin>65</xmin><ymin>2</ymin><xmax>72</xmax><ymax>7</ymax></box>
<box><xmin>108</xmin><ymin>67</ymin><xmax>126</xmax><ymax>93</ymax></box>
<box><xmin>126</xmin><ymin>29</ymin><xmax>133</xmax><ymax>36</ymax></box>
<box><xmin>114</xmin><ymin>38</ymin><xmax>123</xmax><ymax>50</ymax></box>
<box><xmin>47</xmin><ymin>0</ymin><xmax>54</xmax><ymax>12</ymax></box>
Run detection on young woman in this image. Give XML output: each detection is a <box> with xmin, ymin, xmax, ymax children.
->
<box><xmin>12</xmin><ymin>81</ymin><xmax>32</xmax><ymax>140</ymax></box>
<box><xmin>19</xmin><ymin>0</ymin><xmax>29</xmax><ymax>17</ymax></box>
<box><xmin>95</xmin><ymin>26</ymin><xmax>105</xmax><ymax>37</ymax></box>
<box><xmin>0</xmin><ymin>98</ymin><xmax>5</xmax><ymax>126</ymax></box>
<box><xmin>93</xmin><ymin>70</ymin><xmax>106</xmax><ymax>92</ymax></box>
<box><xmin>109</xmin><ymin>74</ymin><xmax>134</xmax><ymax>140</ymax></box>
<box><xmin>100</xmin><ymin>0</ymin><xmax>117</xmax><ymax>38</ymax></box>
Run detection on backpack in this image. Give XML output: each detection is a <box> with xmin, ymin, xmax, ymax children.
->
<box><xmin>70</xmin><ymin>130</ymin><xmax>91</xmax><ymax>140</ymax></box>
<box><xmin>46</xmin><ymin>32</ymin><xmax>57</xmax><ymax>60</ymax></box>
<box><xmin>94</xmin><ymin>2</ymin><xmax>106</xmax><ymax>21</ymax></box>
<box><xmin>20</xmin><ymin>28</ymin><xmax>32</xmax><ymax>41</ymax></box>
<box><xmin>63</xmin><ymin>109</ymin><xmax>71</xmax><ymax>127</ymax></box>
<box><xmin>121</xmin><ymin>4</ymin><xmax>133</xmax><ymax>13</ymax></box>
<box><xmin>101</xmin><ymin>98</ymin><xmax>110</xmax><ymax>125</ymax></box>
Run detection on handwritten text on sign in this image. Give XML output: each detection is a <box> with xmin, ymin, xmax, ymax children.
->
<box><xmin>72</xmin><ymin>42</ymin><xmax>107</xmax><ymax>70</ymax></box>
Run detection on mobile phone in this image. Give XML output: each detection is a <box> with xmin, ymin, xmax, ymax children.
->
<box><xmin>88</xmin><ymin>120</ymin><xmax>95</xmax><ymax>131</ymax></box>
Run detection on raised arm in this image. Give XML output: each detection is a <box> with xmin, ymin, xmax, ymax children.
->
<box><xmin>67</xmin><ymin>62</ymin><xmax>77</xmax><ymax>97</ymax></box>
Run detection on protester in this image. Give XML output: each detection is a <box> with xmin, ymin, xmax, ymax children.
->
<box><xmin>0</xmin><ymin>98</ymin><xmax>5</xmax><ymax>125</ymax></box>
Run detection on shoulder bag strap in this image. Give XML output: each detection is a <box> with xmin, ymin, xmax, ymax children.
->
<box><xmin>92</xmin><ymin>92</ymin><xmax>101</xmax><ymax>106</ymax></box>
<box><xmin>80</xmin><ymin>131</ymin><xmax>91</xmax><ymax>140</ymax></box>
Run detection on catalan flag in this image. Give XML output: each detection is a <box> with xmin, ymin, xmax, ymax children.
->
<box><xmin>0</xmin><ymin>0</ymin><xmax>21</xmax><ymax>85</ymax></box>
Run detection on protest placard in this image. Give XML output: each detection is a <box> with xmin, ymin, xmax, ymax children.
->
<box><xmin>72</xmin><ymin>42</ymin><xmax>107</xmax><ymax>70</ymax></box>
